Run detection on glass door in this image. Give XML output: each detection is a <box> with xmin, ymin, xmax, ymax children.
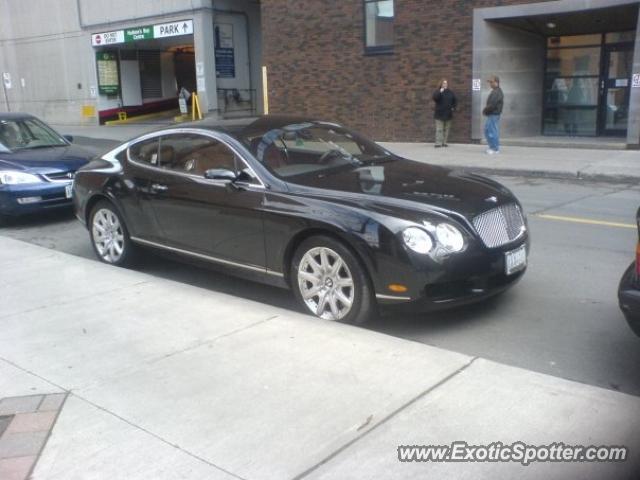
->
<box><xmin>599</xmin><ymin>44</ymin><xmax>634</xmax><ymax>136</ymax></box>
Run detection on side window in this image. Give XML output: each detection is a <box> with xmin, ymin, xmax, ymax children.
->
<box><xmin>159</xmin><ymin>134</ymin><xmax>236</xmax><ymax>176</ymax></box>
<box><xmin>128</xmin><ymin>137</ymin><xmax>160</xmax><ymax>166</ymax></box>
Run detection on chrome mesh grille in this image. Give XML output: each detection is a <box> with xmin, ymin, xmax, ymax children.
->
<box><xmin>472</xmin><ymin>203</ymin><xmax>525</xmax><ymax>248</ymax></box>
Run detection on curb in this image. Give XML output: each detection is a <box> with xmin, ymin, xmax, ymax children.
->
<box><xmin>452</xmin><ymin>166</ymin><xmax>640</xmax><ymax>185</ymax></box>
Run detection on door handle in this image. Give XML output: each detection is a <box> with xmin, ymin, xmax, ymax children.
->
<box><xmin>151</xmin><ymin>183</ymin><xmax>168</xmax><ymax>192</ymax></box>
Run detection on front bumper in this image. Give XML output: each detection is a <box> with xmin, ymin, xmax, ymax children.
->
<box><xmin>373</xmin><ymin>236</ymin><xmax>529</xmax><ymax>312</ymax></box>
<box><xmin>0</xmin><ymin>182</ymin><xmax>72</xmax><ymax>216</ymax></box>
<box><xmin>618</xmin><ymin>262</ymin><xmax>640</xmax><ymax>337</ymax></box>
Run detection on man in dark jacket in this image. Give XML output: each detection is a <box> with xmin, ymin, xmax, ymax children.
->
<box><xmin>482</xmin><ymin>75</ymin><xmax>504</xmax><ymax>154</ymax></box>
<box><xmin>432</xmin><ymin>79</ymin><xmax>457</xmax><ymax>148</ymax></box>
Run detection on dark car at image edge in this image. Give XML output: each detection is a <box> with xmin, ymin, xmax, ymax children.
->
<box><xmin>72</xmin><ymin>115</ymin><xmax>529</xmax><ymax>323</ymax></box>
<box><xmin>618</xmin><ymin>207</ymin><xmax>640</xmax><ymax>337</ymax></box>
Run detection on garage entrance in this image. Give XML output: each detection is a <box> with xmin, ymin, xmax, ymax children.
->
<box><xmin>92</xmin><ymin>20</ymin><xmax>196</xmax><ymax>124</ymax></box>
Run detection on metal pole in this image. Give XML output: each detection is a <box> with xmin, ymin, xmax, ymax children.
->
<box><xmin>2</xmin><ymin>81</ymin><xmax>10</xmax><ymax>112</ymax></box>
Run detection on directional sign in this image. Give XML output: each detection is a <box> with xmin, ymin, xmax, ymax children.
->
<box><xmin>91</xmin><ymin>20</ymin><xmax>193</xmax><ymax>46</ymax></box>
<box><xmin>3</xmin><ymin>72</ymin><xmax>11</xmax><ymax>89</ymax></box>
<box><xmin>153</xmin><ymin>20</ymin><xmax>193</xmax><ymax>39</ymax></box>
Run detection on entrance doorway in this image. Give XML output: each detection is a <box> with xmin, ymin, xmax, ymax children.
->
<box><xmin>543</xmin><ymin>31</ymin><xmax>635</xmax><ymax>137</ymax></box>
<box><xmin>600</xmin><ymin>43</ymin><xmax>634</xmax><ymax>136</ymax></box>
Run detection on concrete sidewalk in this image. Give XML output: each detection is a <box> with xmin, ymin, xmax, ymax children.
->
<box><xmin>1</xmin><ymin>236</ymin><xmax>639</xmax><ymax>479</ymax></box>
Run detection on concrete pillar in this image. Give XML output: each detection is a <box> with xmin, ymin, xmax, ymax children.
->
<box><xmin>472</xmin><ymin>16</ymin><xmax>545</xmax><ymax>140</ymax></box>
<box><xmin>627</xmin><ymin>13</ymin><xmax>640</xmax><ymax>148</ymax></box>
<box><xmin>193</xmin><ymin>9</ymin><xmax>218</xmax><ymax>117</ymax></box>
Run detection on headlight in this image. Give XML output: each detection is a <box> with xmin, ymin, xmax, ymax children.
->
<box><xmin>0</xmin><ymin>171</ymin><xmax>43</xmax><ymax>185</ymax></box>
<box><xmin>436</xmin><ymin>223</ymin><xmax>465</xmax><ymax>252</ymax></box>
<box><xmin>402</xmin><ymin>227</ymin><xmax>433</xmax><ymax>254</ymax></box>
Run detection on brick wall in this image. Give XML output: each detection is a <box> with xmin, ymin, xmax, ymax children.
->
<box><xmin>261</xmin><ymin>0</ymin><xmax>551</xmax><ymax>142</ymax></box>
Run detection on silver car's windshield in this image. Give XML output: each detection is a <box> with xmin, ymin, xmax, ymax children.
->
<box><xmin>0</xmin><ymin>118</ymin><xmax>67</xmax><ymax>152</ymax></box>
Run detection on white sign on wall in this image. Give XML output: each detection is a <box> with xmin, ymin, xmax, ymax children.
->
<box><xmin>2</xmin><ymin>72</ymin><xmax>11</xmax><ymax>89</ymax></box>
<box><xmin>91</xmin><ymin>30</ymin><xmax>125</xmax><ymax>46</ymax></box>
<box><xmin>153</xmin><ymin>20</ymin><xmax>193</xmax><ymax>39</ymax></box>
<box><xmin>472</xmin><ymin>78</ymin><xmax>481</xmax><ymax>91</ymax></box>
<box><xmin>632</xmin><ymin>73</ymin><xmax>640</xmax><ymax>88</ymax></box>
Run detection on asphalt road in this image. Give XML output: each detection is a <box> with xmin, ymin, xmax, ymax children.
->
<box><xmin>2</xmin><ymin>176</ymin><xmax>639</xmax><ymax>396</ymax></box>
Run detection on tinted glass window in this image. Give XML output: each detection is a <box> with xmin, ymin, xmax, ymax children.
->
<box><xmin>128</xmin><ymin>137</ymin><xmax>159</xmax><ymax>166</ymax></box>
<box><xmin>242</xmin><ymin>122</ymin><xmax>393</xmax><ymax>179</ymax></box>
<box><xmin>159</xmin><ymin>134</ymin><xmax>236</xmax><ymax>175</ymax></box>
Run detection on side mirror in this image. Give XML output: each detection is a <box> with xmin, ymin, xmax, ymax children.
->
<box><xmin>204</xmin><ymin>168</ymin><xmax>237</xmax><ymax>181</ymax></box>
<box><xmin>63</xmin><ymin>135</ymin><xmax>74</xmax><ymax>143</ymax></box>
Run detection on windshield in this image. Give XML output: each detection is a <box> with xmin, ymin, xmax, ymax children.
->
<box><xmin>0</xmin><ymin>118</ymin><xmax>67</xmax><ymax>151</ymax></box>
<box><xmin>241</xmin><ymin>122</ymin><xmax>395</xmax><ymax>178</ymax></box>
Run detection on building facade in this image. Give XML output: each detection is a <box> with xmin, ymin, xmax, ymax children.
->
<box><xmin>262</xmin><ymin>0</ymin><xmax>640</xmax><ymax>147</ymax></box>
<box><xmin>0</xmin><ymin>0</ymin><xmax>263</xmax><ymax>124</ymax></box>
<box><xmin>1</xmin><ymin>0</ymin><xmax>639</xmax><ymax>147</ymax></box>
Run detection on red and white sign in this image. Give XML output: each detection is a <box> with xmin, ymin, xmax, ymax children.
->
<box><xmin>91</xmin><ymin>30</ymin><xmax>125</xmax><ymax>47</ymax></box>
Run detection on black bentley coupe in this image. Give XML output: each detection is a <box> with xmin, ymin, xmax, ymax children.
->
<box><xmin>73</xmin><ymin>116</ymin><xmax>529</xmax><ymax>323</ymax></box>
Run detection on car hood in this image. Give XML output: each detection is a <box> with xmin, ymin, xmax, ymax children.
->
<box><xmin>0</xmin><ymin>144</ymin><xmax>94</xmax><ymax>175</ymax></box>
<box><xmin>285</xmin><ymin>159</ymin><xmax>517</xmax><ymax>221</ymax></box>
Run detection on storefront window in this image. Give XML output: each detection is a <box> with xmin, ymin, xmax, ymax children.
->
<box><xmin>364</xmin><ymin>0</ymin><xmax>394</xmax><ymax>53</ymax></box>
<box><xmin>544</xmin><ymin>37</ymin><xmax>602</xmax><ymax>136</ymax></box>
<box><xmin>544</xmin><ymin>31</ymin><xmax>634</xmax><ymax>137</ymax></box>
<box><xmin>546</xmin><ymin>47</ymin><xmax>601</xmax><ymax>76</ymax></box>
<box><xmin>605</xmin><ymin>31</ymin><xmax>635</xmax><ymax>44</ymax></box>
<box><xmin>547</xmin><ymin>34</ymin><xmax>601</xmax><ymax>47</ymax></box>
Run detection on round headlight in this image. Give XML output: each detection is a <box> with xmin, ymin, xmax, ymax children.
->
<box><xmin>402</xmin><ymin>227</ymin><xmax>433</xmax><ymax>254</ymax></box>
<box><xmin>436</xmin><ymin>223</ymin><xmax>465</xmax><ymax>252</ymax></box>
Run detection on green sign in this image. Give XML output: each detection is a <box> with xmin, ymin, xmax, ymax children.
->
<box><xmin>96</xmin><ymin>51</ymin><xmax>119</xmax><ymax>95</ymax></box>
<box><xmin>125</xmin><ymin>26</ymin><xmax>153</xmax><ymax>42</ymax></box>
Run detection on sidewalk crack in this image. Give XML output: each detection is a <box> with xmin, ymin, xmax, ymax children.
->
<box><xmin>147</xmin><ymin>314</ymin><xmax>280</xmax><ymax>364</ymax></box>
<box><xmin>70</xmin><ymin>392</ymin><xmax>248</xmax><ymax>480</ymax></box>
<box><xmin>292</xmin><ymin>356</ymin><xmax>479</xmax><ymax>480</ymax></box>
<box><xmin>0</xmin><ymin>281</ymin><xmax>151</xmax><ymax>321</ymax></box>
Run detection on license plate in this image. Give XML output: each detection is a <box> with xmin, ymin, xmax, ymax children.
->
<box><xmin>65</xmin><ymin>183</ymin><xmax>73</xmax><ymax>199</ymax></box>
<box><xmin>505</xmin><ymin>245</ymin><xmax>527</xmax><ymax>275</ymax></box>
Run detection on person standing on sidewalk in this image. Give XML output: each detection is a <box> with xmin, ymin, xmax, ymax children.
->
<box><xmin>483</xmin><ymin>75</ymin><xmax>504</xmax><ymax>154</ymax></box>
<box><xmin>432</xmin><ymin>79</ymin><xmax>457</xmax><ymax>148</ymax></box>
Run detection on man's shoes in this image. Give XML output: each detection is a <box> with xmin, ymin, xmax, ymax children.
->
<box><xmin>443</xmin><ymin>144</ymin><xmax>449</xmax><ymax>147</ymax></box>
<box><xmin>486</xmin><ymin>149</ymin><xmax>495</xmax><ymax>155</ymax></box>
<box><xmin>435</xmin><ymin>144</ymin><xmax>442</xmax><ymax>148</ymax></box>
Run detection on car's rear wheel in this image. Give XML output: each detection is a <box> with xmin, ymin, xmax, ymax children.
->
<box><xmin>291</xmin><ymin>235</ymin><xmax>375</xmax><ymax>324</ymax></box>
<box><xmin>89</xmin><ymin>200</ymin><xmax>136</xmax><ymax>266</ymax></box>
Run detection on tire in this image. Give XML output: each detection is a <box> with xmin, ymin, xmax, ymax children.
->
<box><xmin>89</xmin><ymin>200</ymin><xmax>136</xmax><ymax>267</ymax></box>
<box><xmin>291</xmin><ymin>235</ymin><xmax>376</xmax><ymax>324</ymax></box>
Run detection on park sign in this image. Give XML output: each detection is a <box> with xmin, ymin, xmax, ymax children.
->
<box><xmin>91</xmin><ymin>19</ymin><xmax>193</xmax><ymax>46</ymax></box>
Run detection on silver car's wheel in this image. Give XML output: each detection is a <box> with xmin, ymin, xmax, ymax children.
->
<box><xmin>92</xmin><ymin>207</ymin><xmax>125</xmax><ymax>264</ymax></box>
<box><xmin>297</xmin><ymin>246</ymin><xmax>355</xmax><ymax>321</ymax></box>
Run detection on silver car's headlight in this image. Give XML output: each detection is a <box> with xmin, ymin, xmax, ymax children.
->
<box><xmin>435</xmin><ymin>223</ymin><xmax>465</xmax><ymax>252</ymax></box>
<box><xmin>0</xmin><ymin>171</ymin><xmax>43</xmax><ymax>185</ymax></box>
<box><xmin>402</xmin><ymin>227</ymin><xmax>433</xmax><ymax>254</ymax></box>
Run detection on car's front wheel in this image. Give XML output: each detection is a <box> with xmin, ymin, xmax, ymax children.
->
<box><xmin>89</xmin><ymin>200</ymin><xmax>136</xmax><ymax>267</ymax></box>
<box><xmin>291</xmin><ymin>235</ymin><xmax>375</xmax><ymax>324</ymax></box>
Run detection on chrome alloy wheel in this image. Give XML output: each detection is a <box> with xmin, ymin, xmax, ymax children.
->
<box><xmin>297</xmin><ymin>246</ymin><xmax>355</xmax><ymax>320</ymax></box>
<box><xmin>92</xmin><ymin>208</ymin><xmax>125</xmax><ymax>263</ymax></box>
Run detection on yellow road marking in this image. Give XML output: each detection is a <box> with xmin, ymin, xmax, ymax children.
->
<box><xmin>535</xmin><ymin>214</ymin><xmax>636</xmax><ymax>229</ymax></box>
